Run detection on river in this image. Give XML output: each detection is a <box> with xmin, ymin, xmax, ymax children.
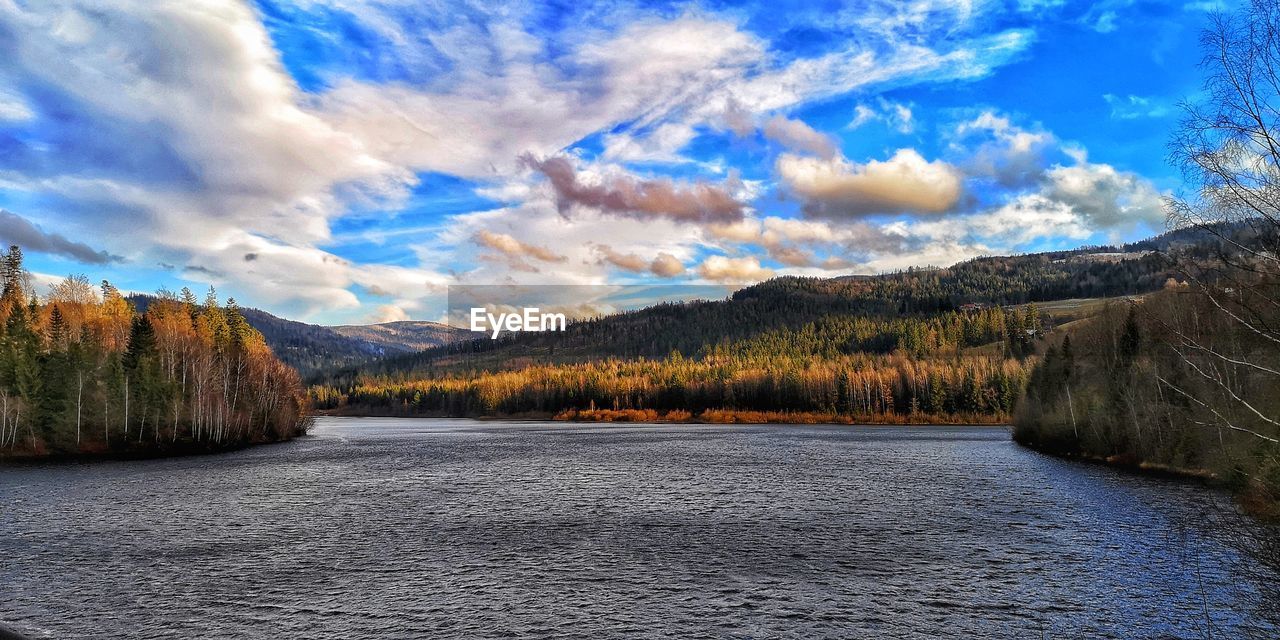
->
<box><xmin>1</xmin><ymin>418</ymin><xmax>1277</xmax><ymax>638</ymax></box>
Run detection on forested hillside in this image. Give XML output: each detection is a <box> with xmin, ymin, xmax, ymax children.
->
<box><xmin>308</xmin><ymin>293</ymin><xmax>1057</xmax><ymax>423</ymax></box>
<box><xmin>311</xmin><ymin>219</ymin><xmax>1276</xmax><ymax>430</ymax></box>
<box><xmin>1015</xmin><ymin>285</ymin><xmax>1280</xmax><ymax>518</ymax></box>
<box><xmin>0</xmin><ymin>247</ymin><xmax>308</xmax><ymax>458</ymax></box>
<box><xmin>327</xmin><ymin>244</ymin><xmax>1178</xmax><ymax>385</ymax></box>
<box><xmin>312</xmin><ymin>244</ymin><xmax>1124</xmax><ymax>422</ymax></box>
<box><xmin>329</xmin><ymin>321</ymin><xmax>460</xmax><ymax>355</ymax></box>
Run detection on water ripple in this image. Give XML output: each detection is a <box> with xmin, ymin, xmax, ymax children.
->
<box><xmin>1</xmin><ymin>418</ymin><xmax>1276</xmax><ymax>639</ymax></box>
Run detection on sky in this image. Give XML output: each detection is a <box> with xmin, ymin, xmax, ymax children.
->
<box><xmin>0</xmin><ymin>0</ymin><xmax>1236</xmax><ymax>324</ymax></box>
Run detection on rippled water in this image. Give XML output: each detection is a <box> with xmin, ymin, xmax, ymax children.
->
<box><xmin>2</xmin><ymin>418</ymin><xmax>1277</xmax><ymax>639</ymax></box>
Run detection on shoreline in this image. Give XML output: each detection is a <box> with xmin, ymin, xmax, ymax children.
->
<box><xmin>1014</xmin><ymin>440</ymin><xmax>1219</xmax><ymax>485</ymax></box>
<box><xmin>1011</xmin><ymin>438</ymin><xmax>1280</xmax><ymax>521</ymax></box>
<box><xmin>314</xmin><ymin>413</ymin><xmax>1011</xmax><ymax>428</ymax></box>
<box><xmin>0</xmin><ymin>432</ymin><xmax>307</xmax><ymax>465</ymax></box>
<box><xmin>315</xmin><ymin>407</ymin><xmax>1011</xmax><ymax>426</ymax></box>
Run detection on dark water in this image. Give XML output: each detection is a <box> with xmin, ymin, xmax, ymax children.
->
<box><xmin>2</xmin><ymin>419</ymin><xmax>1277</xmax><ymax>639</ymax></box>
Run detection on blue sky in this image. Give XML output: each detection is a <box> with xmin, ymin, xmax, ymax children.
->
<box><xmin>0</xmin><ymin>0</ymin><xmax>1232</xmax><ymax>324</ymax></box>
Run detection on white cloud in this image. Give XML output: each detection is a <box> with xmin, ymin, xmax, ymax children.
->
<box><xmin>953</xmin><ymin>110</ymin><xmax>1055</xmax><ymax>187</ymax></box>
<box><xmin>848</xmin><ymin>104</ymin><xmax>877</xmax><ymax>129</ymax></box>
<box><xmin>602</xmin><ymin>123</ymin><xmax>700</xmax><ymax>163</ymax></box>
<box><xmin>1093</xmin><ymin>11</ymin><xmax>1119</xmax><ymax>33</ymax></box>
<box><xmin>697</xmin><ymin>255</ymin><xmax>775</xmax><ymax>283</ymax></box>
<box><xmin>847</xmin><ymin>98</ymin><xmax>915</xmax><ymax>134</ymax></box>
<box><xmin>1184</xmin><ymin>1</ymin><xmax>1229</xmax><ymax>11</ymax></box>
<box><xmin>0</xmin><ymin>0</ymin><xmax>1043</xmax><ymax>321</ymax></box>
<box><xmin>1044</xmin><ymin>161</ymin><xmax>1166</xmax><ymax>227</ymax></box>
<box><xmin>1103</xmin><ymin>94</ymin><xmax>1170</xmax><ymax>120</ymax></box>
<box><xmin>0</xmin><ymin>89</ymin><xmax>32</xmax><ymax>122</ymax></box>
<box><xmin>369</xmin><ymin>304</ymin><xmax>410</xmax><ymax>323</ymax></box>
<box><xmin>778</xmin><ymin>149</ymin><xmax>964</xmax><ymax>217</ymax></box>
<box><xmin>905</xmin><ymin>194</ymin><xmax>1093</xmax><ymax>247</ymax></box>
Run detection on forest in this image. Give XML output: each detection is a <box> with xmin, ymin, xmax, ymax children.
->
<box><xmin>314</xmin><ymin>351</ymin><xmax>1031</xmax><ymax>424</ymax></box>
<box><xmin>310</xmin><ymin>224</ymin><xmax>1198</xmax><ymax>424</ymax></box>
<box><xmin>0</xmin><ymin>246</ymin><xmax>308</xmax><ymax>458</ymax></box>
<box><xmin>312</xmin><ymin>301</ymin><xmax>1046</xmax><ymax>423</ymax></box>
<box><xmin>1015</xmin><ymin>286</ymin><xmax>1280</xmax><ymax>519</ymax></box>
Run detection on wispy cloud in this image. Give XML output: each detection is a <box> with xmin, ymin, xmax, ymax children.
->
<box><xmin>1103</xmin><ymin>94</ymin><xmax>1171</xmax><ymax>120</ymax></box>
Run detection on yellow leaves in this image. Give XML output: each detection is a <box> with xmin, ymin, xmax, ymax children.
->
<box><xmin>323</xmin><ymin>349</ymin><xmax>1035</xmax><ymax>420</ymax></box>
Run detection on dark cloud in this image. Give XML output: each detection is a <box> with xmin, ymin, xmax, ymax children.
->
<box><xmin>0</xmin><ymin>209</ymin><xmax>121</xmax><ymax>264</ymax></box>
<box><xmin>522</xmin><ymin>154</ymin><xmax>745</xmax><ymax>224</ymax></box>
<box><xmin>183</xmin><ymin>264</ymin><xmax>222</xmax><ymax>277</ymax></box>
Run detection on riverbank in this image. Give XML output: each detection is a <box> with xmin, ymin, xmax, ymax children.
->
<box><xmin>317</xmin><ymin>406</ymin><xmax>1009</xmax><ymax>425</ymax></box>
<box><xmin>0</xmin><ymin>421</ymin><xmax>311</xmax><ymax>463</ymax></box>
<box><xmin>1013</xmin><ymin>434</ymin><xmax>1280</xmax><ymax>521</ymax></box>
<box><xmin>1015</xmin><ymin>440</ymin><xmax>1217</xmax><ymax>482</ymax></box>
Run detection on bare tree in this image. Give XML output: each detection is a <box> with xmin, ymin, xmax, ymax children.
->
<box><xmin>1165</xmin><ymin>0</ymin><xmax>1280</xmax><ymax>452</ymax></box>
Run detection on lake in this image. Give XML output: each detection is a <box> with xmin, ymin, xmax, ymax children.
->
<box><xmin>2</xmin><ymin>418</ymin><xmax>1277</xmax><ymax>638</ymax></box>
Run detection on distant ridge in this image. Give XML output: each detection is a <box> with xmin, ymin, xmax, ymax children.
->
<box><xmin>329</xmin><ymin>321</ymin><xmax>462</xmax><ymax>354</ymax></box>
<box><xmin>127</xmin><ymin>295</ymin><xmax>464</xmax><ymax>378</ymax></box>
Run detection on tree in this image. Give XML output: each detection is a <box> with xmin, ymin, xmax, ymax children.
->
<box><xmin>1</xmin><ymin>245</ymin><xmax>27</xmax><ymax>301</ymax></box>
<box><xmin>1163</xmin><ymin>0</ymin><xmax>1280</xmax><ymax>449</ymax></box>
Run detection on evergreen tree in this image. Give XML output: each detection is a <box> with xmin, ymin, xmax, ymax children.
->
<box><xmin>1</xmin><ymin>245</ymin><xmax>25</xmax><ymax>301</ymax></box>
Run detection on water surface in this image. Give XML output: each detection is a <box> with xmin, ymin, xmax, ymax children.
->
<box><xmin>2</xmin><ymin>418</ymin><xmax>1276</xmax><ymax>638</ymax></box>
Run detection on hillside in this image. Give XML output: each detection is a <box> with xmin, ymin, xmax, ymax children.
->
<box><xmin>309</xmin><ymin>222</ymin><xmax>1280</xmax><ymax>425</ymax></box>
<box><xmin>129</xmin><ymin>295</ymin><xmax>461</xmax><ymax>378</ymax></box>
<box><xmin>320</xmin><ymin>243</ymin><xmax>1178</xmax><ymax>384</ymax></box>
<box><xmin>330</xmin><ymin>321</ymin><xmax>460</xmax><ymax>353</ymax></box>
<box><xmin>307</xmin><ymin>226</ymin><xmax>1257</xmax><ymax>421</ymax></box>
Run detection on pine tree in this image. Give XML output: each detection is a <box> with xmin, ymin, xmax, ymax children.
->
<box><xmin>1</xmin><ymin>245</ymin><xmax>24</xmax><ymax>301</ymax></box>
<box><xmin>124</xmin><ymin>316</ymin><xmax>157</xmax><ymax>373</ymax></box>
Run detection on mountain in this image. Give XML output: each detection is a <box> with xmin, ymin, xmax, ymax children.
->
<box><xmin>330</xmin><ymin>321</ymin><xmax>460</xmax><ymax>353</ymax></box>
<box><xmin>144</xmin><ymin>223</ymin><xmax>1253</xmax><ymax>384</ymax></box>
<box><xmin>238</xmin><ymin>312</ymin><xmax>462</xmax><ymax>378</ymax></box>
<box><xmin>127</xmin><ymin>295</ymin><xmax>463</xmax><ymax>378</ymax></box>
<box><xmin>316</xmin><ymin>238</ymin><xmax>1186</xmax><ymax>385</ymax></box>
<box><xmin>310</xmin><ymin>223</ymin><xmax>1276</xmax><ymax>423</ymax></box>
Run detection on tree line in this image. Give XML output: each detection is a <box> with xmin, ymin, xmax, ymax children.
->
<box><xmin>312</xmin><ymin>301</ymin><xmax>1043</xmax><ymax>422</ymax></box>
<box><xmin>313</xmin><ymin>351</ymin><xmax>1031</xmax><ymax>423</ymax></box>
